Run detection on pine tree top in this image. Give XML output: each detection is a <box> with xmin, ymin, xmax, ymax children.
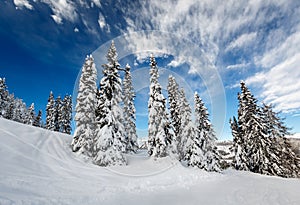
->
<box><xmin>149</xmin><ymin>54</ymin><xmax>157</xmax><ymax>68</ymax></box>
<box><xmin>125</xmin><ymin>63</ymin><xmax>130</xmax><ymax>72</ymax></box>
<box><xmin>106</xmin><ymin>41</ymin><xmax>119</xmax><ymax>66</ymax></box>
<box><xmin>149</xmin><ymin>55</ymin><xmax>159</xmax><ymax>86</ymax></box>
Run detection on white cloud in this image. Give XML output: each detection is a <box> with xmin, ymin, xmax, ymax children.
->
<box><xmin>14</xmin><ymin>0</ymin><xmax>33</xmax><ymax>10</ymax></box>
<box><xmin>246</xmin><ymin>52</ymin><xmax>300</xmax><ymax>113</ymax></box>
<box><xmin>98</xmin><ymin>13</ymin><xmax>106</xmax><ymax>29</ymax></box>
<box><xmin>91</xmin><ymin>0</ymin><xmax>101</xmax><ymax>8</ymax></box>
<box><xmin>41</xmin><ymin>0</ymin><xmax>77</xmax><ymax>24</ymax></box>
<box><xmin>82</xmin><ymin>18</ymin><xmax>98</xmax><ymax>36</ymax></box>
<box><xmin>97</xmin><ymin>13</ymin><xmax>110</xmax><ymax>33</ymax></box>
<box><xmin>78</xmin><ymin>0</ymin><xmax>89</xmax><ymax>8</ymax></box>
<box><xmin>74</xmin><ymin>27</ymin><xmax>79</xmax><ymax>32</ymax></box>
<box><xmin>123</xmin><ymin>0</ymin><xmax>299</xmax><ymax>73</ymax></box>
<box><xmin>226</xmin><ymin>32</ymin><xmax>257</xmax><ymax>51</ymax></box>
<box><xmin>168</xmin><ymin>59</ymin><xmax>184</xmax><ymax>68</ymax></box>
<box><xmin>245</xmin><ymin>72</ymin><xmax>266</xmax><ymax>86</ymax></box>
<box><xmin>226</xmin><ymin>63</ymin><xmax>250</xmax><ymax>70</ymax></box>
<box><xmin>123</xmin><ymin>1</ymin><xmax>290</xmax><ymax>74</ymax></box>
<box><xmin>257</xmin><ymin>31</ymin><xmax>300</xmax><ymax>68</ymax></box>
<box><xmin>51</xmin><ymin>14</ymin><xmax>62</xmax><ymax>24</ymax></box>
<box><xmin>243</xmin><ymin>26</ymin><xmax>300</xmax><ymax>114</ymax></box>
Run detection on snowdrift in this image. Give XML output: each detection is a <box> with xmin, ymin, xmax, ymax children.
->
<box><xmin>0</xmin><ymin>118</ymin><xmax>300</xmax><ymax>205</ymax></box>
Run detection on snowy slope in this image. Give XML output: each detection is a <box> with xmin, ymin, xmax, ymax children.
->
<box><xmin>0</xmin><ymin>118</ymin><xmax>300</xmax><ymax>205</ymax></box>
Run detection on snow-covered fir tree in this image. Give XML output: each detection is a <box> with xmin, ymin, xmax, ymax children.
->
<box><xmin>230</xmin><ymin>116</ymin><xmax>248</xmax><ymax>171</ymax></box>
<box><xmin>46</xmin><ymin>91</ymin><xmax>56</xmax><ymax>131</ymax></box>
<box><xmin>27</xmin><ymin>103</ymin><xmax>35</xmax><ymax>125</ymax></box>
<box><xmin>12</xmin><ymin>98</ymin><xmax>28</xmax><ymax>124</ymax></box>
<box><xmin>5</xmin><ymin>94</ymin><xmax>15</xmax><ymax>120</ymax></box>
<box><xmin>33</xmin><ymin>110</ymin><xmax>42</xmax><ymax>127</ymax></box>
<box><xmin>262</xmin><ymin>104</ymin><xmax>300</xmax><ymax>177</ymax></box>
<box><xmin>71</xmin><ymin>55</ymin><xmax>97</xmax><ymax>156</ymax></box>
<box><xmin>188</xmin><ymin>92</ymin><xmax>220</xmax><ymax>172</ymax></box>
<box><xmin>123</xmin><ymin>64</ymin><xmax>139</xmax><ymax>153</ymax></box>
<box><xmin>262</xmin><ymin>103</ymin><xmax>290</xmax><ymax>138</ymax></box>
<box><xmin>61</xmin><ymin>95</ymin><xmax>72</xmax><ymax>134</ymax></box>
<box><xmin>147</xmin><ymin>55</ymin><xmax>175</xmax><ymax>158</ymax></box>
<box><xmin>237</xmin><ymin>81</ymin><xmax>272</xmax><ymax>174</ymax></box>
<box><xmin>0</xmin><ymin>78</ymin><xmax>9</xmax><ymax>117</ymax></box>
<box><xmin>93</xmin><ymin>41</ymin><xmax>127</xmax><ymax>166</ymax></box>
<box><xmin>54</xmin><ymin>96</ymin><xmax>63</xmax><ymax>132</ymax></box>
<box><xmin>167</xmin><ymin>75</ymin><xmax>181</xmax><ymax>156</ymax></box>
<box><xmin>178</xmin><ymin>88</ymin><xmax>195</xmax><ymax>161</ymax></box>
<box><xmin>231</xmin><ymin>81</ymin><xmax>300</xmax><ymax>177</ymax></box>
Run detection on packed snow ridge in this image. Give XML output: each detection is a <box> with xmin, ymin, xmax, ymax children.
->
<box><xmin>1</xmin><ymin>118</ymin><xmax>300</xmax><ymax>205</ymax></box>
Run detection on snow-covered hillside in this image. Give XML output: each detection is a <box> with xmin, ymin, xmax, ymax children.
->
<box><xmin>0</xmin><ymin>118</ymin><xmax>300</xmax><ymax>205</ymax></box>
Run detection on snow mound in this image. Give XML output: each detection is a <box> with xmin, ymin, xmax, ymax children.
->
<box><xmin>287</xmin><ymin>133</ymin><xmax>300</xmax><ymax>139</ymax></box>
<box><xmin>0</xmin><ymin>118</ymin><xmax>300</xmax><ymax>205</ymax></box>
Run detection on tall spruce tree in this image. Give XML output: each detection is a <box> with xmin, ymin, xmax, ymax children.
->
<box><xmin>46</xmin><ymin>91</ymin><xmax>56</xmax><ymax>131</ymax></box>
<box><xmin>5</xmin><ymin>94</ymin><xmax>15</xmax><ymax>120</ymax></box>
<box><xmin>0</xmin><ymin>78</ymin><xmax>9</xmax><ymax>117</ymax></box>
<box><xmin>93</xmin><ymin>41</ymin><xmax>126</xmax><ymax>166</ymax></box>
<box><xmin>54</xmin><ymin>96</ymin><xmax>63</xmax><ymax>132</ymax></box>
<box><xmin>167</xmin><ymin>75</ymin><xmax>181</xmax><ymax>156</ymax></box>
<box><xmin>167</xmin><ymin>76</ymin><xmax>181</xmax><ymax>137</ymax></box>
<box><xmin>188</xmin><ymin>92</ymin><xmax>220</xmax><ymax>172</ymax></box>
<box><xmin>188</xmin><ymin>93</ymin><xmax>205</xmax><ymax>168</ymax></box>
<box><xmin>61</xmin><ymin>95</ymin><xmax>72</xmax><ymax>134</ymax></box>
<box><xmin>262</xmin><ymin>104</ymin><xmax>300</xmax><ymax>177</ymax></box>
<box><xmin>230</xmin><ymin>116</ymin><xmax>248</xmax><ymax>170</ymax></box>
<box><xmin>71</xmin><ymin>55</ymin><xmax>97</xmax><ymax>156</ymax></box>
<box><xmin>237</xmin><ymin>81</ymin><xmax>272</xmax><ymax>174</ymax></box>
<box><xmin>27</xmin><ymin>103</ymin><xmax>35</xmax><ymax>125</ymax></box>
<box><xmin>178</xmin><ymin>88</ymin><xmax>195</xmax><ymax>161</ymax></box>
<box><xmin>12</xmin><ymin>98</ymin><xmax>28</xmax><ymax>124</ymax></box>
<box><xmin>231</xmin><ymin>81</ymin><xmax>299</xmax><ymax>177</ymax></box>
<box><xmin>262</xmin><ymin>104</ymin><xmax>290</xmax><ymax>138</ymax></box>
<box><xmin>33</xmin><ymin>110</ymin><xmax>42</xmax><ymax>127</ymax></box>
<box><xmin>123</xmin><ymin>64</ymin><xmax>139</xmax><ymax>153</ymax></box>
<box><xmin>147</xmin><ymin>54</ymin><xmax>174</xmax><ymax>158</ymax></box>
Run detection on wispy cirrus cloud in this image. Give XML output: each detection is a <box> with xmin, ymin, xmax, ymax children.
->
<box><xmin>257</xmin><ymin>31</ymin><xmax>300</xmax><ymax>68</ymax></box>
<box><xmin>123</xmin><ymin>0</ymin><xmax>299</xmax><ymax>75</ymax></box>
<box><xmin>226</xmin><ymin>62</ymin><xmax>251</xmax><ymax>70</ymax></box>
<box><xmin>246</xmin><ymin>52</ymin><xmax>300</xmax><ymax>113</ymax></box>
<box><xmin>226</xmin><ymin>32</ymin><xmax>257</xmax><ymax>52</ymax></box>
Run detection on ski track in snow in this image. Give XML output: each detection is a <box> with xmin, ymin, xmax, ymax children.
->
<box><xmin>0</xmin><ymin>118</ymin><xmax>300</xmax><ymax>205</ymax></box>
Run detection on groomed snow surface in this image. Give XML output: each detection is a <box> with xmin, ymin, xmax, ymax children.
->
<box><xmin>0</xmin><ymin>118</ymin><xmax>300</xmax><ymax>205</ymax></box>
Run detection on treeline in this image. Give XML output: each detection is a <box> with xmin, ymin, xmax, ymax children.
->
<box><xmin>0</xmin><ymin>78</ymin><xmax>42</xmax><ymax>127</ymax></box>
<box><xmin>0</xmin><ymin>78</ymin><xmax>72</xmax><ymax>134</ymax></box>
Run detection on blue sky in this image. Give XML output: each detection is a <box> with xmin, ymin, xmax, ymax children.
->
<box><xmin>1</xmin><ymin>0</ymin><xmax>300</xmax><ymax>140</ymax></box>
